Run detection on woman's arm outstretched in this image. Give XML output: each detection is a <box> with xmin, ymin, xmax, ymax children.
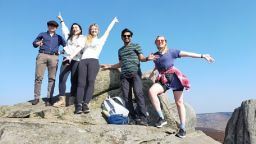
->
<box><xmin>179</xmin><ymin>51</ymin><xmax>215</xmax><ymax>63</ymax></box>
<box><xmin>98</xmin><ymin>17</ymin><xmax>119</xmax><ymax>48</ymax></box>
<box><xmin>57</xmin><ymin>14</ymin><xmax>69</xmax><ymax>40</ymax></box>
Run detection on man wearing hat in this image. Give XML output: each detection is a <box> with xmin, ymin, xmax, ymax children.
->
<box><xmin>32</xmin><ymin>20</ymin><xmax>66</xmax><ymax>106</ymax></box>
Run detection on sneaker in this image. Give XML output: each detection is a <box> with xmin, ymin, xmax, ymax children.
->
<box><xmin>82</xmin><ymin>103</ymin><xmax>90</xmax><ymax>113</ymax></box>
<box><xmin>32</xmin><ymin>99</ymin><xmax>40</xmax><ymax>105</ymax></box>
<box><xmin>155</xmin><ymin>118</ymin><xmax>167</xmax><ymax>128</ymax></box>
<box><xmin>176</xmin><ymin>128</ymin><xmax>186</xmax><ymax>138</ymax></box>
<box><xmin>74</xmin><ymin>104</ymin><xmax>83</xmax><ymax>114</ymax></box>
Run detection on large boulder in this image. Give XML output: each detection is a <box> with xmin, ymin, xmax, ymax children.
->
<box><xmin>0</xmin><ymin>118</ymin><xmax>220</xmax><ymax>144</ymax></box>
<box><xmin>224</xmin><ymin>99</ymin><xmax>256</xmax><ymax>144</ymax></box>
<box><xmin>0</xmin><ymin>101</ymin><xmax>107</xmax><ymax>125</ymax></box>
<box><xmin>90</xmin><ymin>88</ymin><xmax>122</xmax><ymax>109</ymax></box>
<box><xmin>141</xmin><ymin>78</ymin><xmax>178</xmax><ymax>128</ymax></box>
<box><xmin>63</xmin><ymin>69</ymin><xmax>121</xmax><ymax>106</ymax></box>
<box><xmin>0</xmin><ymin>69</ymin><xmax>220</xmax><ymax>143</ymax></box>
<box><xmin>155</xmin><ymin>92</ymin><xmax>197</xmax><ymax>133</ymax></box>
<box><xmin>93</xmin><ymin>69</ymin><xmax>121</xmax><ymax>96</ymax></box>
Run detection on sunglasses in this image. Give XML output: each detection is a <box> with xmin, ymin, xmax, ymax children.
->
<box><xmin>156</xmin><ymin>39</ymin><xmax>166</xmax><ymax>43</ymax></box>
<box><xmin>122</xmin><ymin>35</ymin><xmax>131</xmax><ymax>38</ymax></box>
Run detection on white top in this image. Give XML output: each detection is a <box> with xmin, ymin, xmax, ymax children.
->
<box><xmin>81</xmin><ymin>35</ymin><xmax>107</xmax><ymax>59</ymax></box>
<box><xmin>61</xmin><ymin>22</ymin><xmax>85</xmax><ymax>61</ymax></box>
<box><xmin>68</xmin><ymin>17</ymin><xmax>118</xmax><ymax>61</ymax></box>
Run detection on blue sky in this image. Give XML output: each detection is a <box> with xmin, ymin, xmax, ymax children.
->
<box><xmin>0</xmin><ymin>0</ymin><xmax>255</xmax><ymax>113</ymax></box>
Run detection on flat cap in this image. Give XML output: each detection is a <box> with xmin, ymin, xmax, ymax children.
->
<box><xmin>47</xmin><ymin>20</ymin><xmax>59</xmax><ymax>27</ymax></box>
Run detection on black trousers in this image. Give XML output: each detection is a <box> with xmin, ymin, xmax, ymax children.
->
<box><xmin>76</xmin><ymin>59</ymin><xmax>99</xmax><ymax>105</ymax></box>
<box><xmin>58</xmin><ymin>59</ymin><xmax>79</xmax><ymax>96</ymax></box>
<box><xmin>120</xmin><ymin>73</ymin><xmax>147</xmax><ymax>119</ymax></box>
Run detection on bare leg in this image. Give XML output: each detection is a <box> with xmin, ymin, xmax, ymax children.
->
<box><xmin>173</xmin><ymin>91</ymin><xmax>186</xmax><ymax>128</ymax></box>
<box><xmin>148</xmin><ymin>83</ymin><xmax>164</xmax><ymax>113</ymax></box>
<box><xmin>149</xmin><ymin>83</ymin><xmax>168</xmax><ymax>127</ymax></box>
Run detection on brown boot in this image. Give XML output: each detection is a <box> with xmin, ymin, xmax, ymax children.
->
<box><xmin>53</xmin><ymin>96</ymin><xmax>66</xmax><ymax>107</ymax></box>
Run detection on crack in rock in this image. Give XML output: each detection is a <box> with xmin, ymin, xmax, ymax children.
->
<box><xmin>0</xmin><ymin>128</ymin><xmax>4</xmax><ymax>140</ymax></box>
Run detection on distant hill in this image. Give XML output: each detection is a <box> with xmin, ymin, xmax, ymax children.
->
<box><xmin>197</xmin><ymin>112</ymin><xmax>232</xmax><ymax>131</ymax></box>
<box><xmin>196</xmin><ymin>127</ymin><xmax>225</xmax><ymax>143</ymax></box>
<box><xmin>196</xmin><ymin>112</ymin><xmax>232</xmax><ymax>143</ymax></box>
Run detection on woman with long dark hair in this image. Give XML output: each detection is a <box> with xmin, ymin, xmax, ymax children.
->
<box><xmin>66</xmin><ymin>17</ymin><xmax>118</xmax><ymax>114</ymax></box>
<box><xmin>53</xmin><ymin>14</ymin><xmax>85</xmax><ymax>107</ymax></box>
<box><xmin>148</xmin><ymin>36</ymin><xmax>214</xmax><ymax>138</ymax></box>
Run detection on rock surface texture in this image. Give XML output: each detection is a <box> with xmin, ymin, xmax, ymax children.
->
<box><xmin>0</xmin><ymin>69</ymin><xmax>219</xmax><ymax>144</ymax></box>
<box><xmin>224</xmin><ymin>99</ymin><xmax>256</xmax><ymax>144</ymax></box>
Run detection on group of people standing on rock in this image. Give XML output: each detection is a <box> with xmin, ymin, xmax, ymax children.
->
<box><xmin>32</xmin><ymin>14</ymin><xmax>214</xmax><ymax>138</ymax></box>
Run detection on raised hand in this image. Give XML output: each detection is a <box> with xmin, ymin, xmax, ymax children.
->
<box><xmin>203</xmin><ymin>54</ymin><xmax>215</xmax><ymax>63</ymax></box>
<box><xmin>62</xmin><ymin>57</ymin><xmax>72</xmax><ymax>65</ymax></box>
<box><xmin>147</xmin><ymin>53</ymin><xmax>158</xmax><ymax>61</ymax></box>
<box><xmin>57</xmin><ymin>12</ymin><xmax>64</xmax><ymax>22</ymax></box>
<box><xmin>100</xmin><ymin>64</ymin><xmax>111</xmax><ymax>70</ymax></box>
<box><xmin>36</xmin><ymin>39</ymin><xmax>43</xmax><ymax>47</ymax></box>
<box><xmin>113</xmin><ymin>17</ymin><xmax>119</xmax><ymax>23</ymax></box>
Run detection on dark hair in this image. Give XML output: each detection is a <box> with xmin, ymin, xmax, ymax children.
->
<box><xmin>121</xmin><ymin>28</ymin><xmax>133</xmax><ymax>37</ymax></box>
<box><xmin>67</xmin><ymin>23</ymin><xmax>83</xmax><ymax>41</ymax></box>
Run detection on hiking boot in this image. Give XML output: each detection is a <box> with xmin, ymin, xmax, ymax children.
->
<box><xmin>32</xmin><ymin>99</ymin><xmax>40</xmax><ymax>105</ymax></box>
<box><xmin>82</xmin><ymin>103</ymin><xmax>90</xmax><ymax>113</ymax></box>
<box><xmin>45</xmin><ymin>98</ymin><xmax>53</xmax><ymax>106</ymax></box>
<box><xmin>155</xmin><ymin>118</ymin><xmax>167</xmax><ymax>128</ymax></box>
<box><xmin>74</xmin><ymin>104</ymin><xmax>83</xmax><ymax>114</ymax></box>
<box><xmin>176</xmin><ymin>128</ymin><xmax>186</xmax><ymax>138</ymax></box>
<box><xmin>53</xmin><ymin>96</ymin><xmax>66</xmax><ymax>107</ymax></box>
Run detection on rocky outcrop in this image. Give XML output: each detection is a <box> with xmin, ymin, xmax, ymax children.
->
<box><xmin>93</xmin><ymin>69</ymin><xmax>121</xmax><ymax>96</ymax></box>
<box><xmin>224</xmin><ymin>99</ymin><xmax>256</xmax><ymax>144</ymax></box>
<box><xmin>0</xmin><ymin>118</ymin><xmax>219</xmax><ymax>144</ymax></box>
<box><xmin>0</xmin><ymin>69</ymin><xmax>219</xmax><ymax>143</ymax></box>
<box><xmin>0</xmin><ymin>101</ymin><xmax>107</xmax><ymax>125</ymax></box>
<box><xmin>93</xmin><ymin>70</ymin><xmax>196</xmax><ymax>131</ymax></box>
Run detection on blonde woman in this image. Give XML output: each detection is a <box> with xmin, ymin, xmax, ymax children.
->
<box><xmin>148</xmin><ymin>36</ymin><xmax>214</xmax><ymax>138</ymax></box>
<box><xmin>66</xmin><ymin>17</ymin><xmax>118</xmax><ymax>114</ymax></box>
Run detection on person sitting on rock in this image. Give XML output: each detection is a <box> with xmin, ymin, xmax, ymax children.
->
<box><xmin>148</xmin><ymin>35</ymin><xmax>215</xmax><ymax>138</ymax></box>
<box><xmin>101</xmin><ymin>28</ymin><xmax>156</xmax><ymax>126</ymax></box>
<box><xmin>65</xmin><ymin>17</ymin><xmax>119</xmax><ymax>114</ymax></box>
<box><xmin>53</xmin><ymin>14</ymin><xmax>85</xmax><ymax>108</ymax></box>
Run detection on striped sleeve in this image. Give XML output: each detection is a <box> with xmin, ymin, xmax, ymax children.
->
<box><xmin>134</xmin><ymin>44</ymin><xmax>143</xmax><ymax>55</ymax></box>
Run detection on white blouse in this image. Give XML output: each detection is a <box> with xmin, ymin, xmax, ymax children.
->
<box><xmin>67</xmin><ymin>17</ymin><xmax>118</xmax><ymax>61</ymax></box>
<box><xmin>61</xmin><ymin>22</ymin><xmax>85</xmax><ymax>61</ymax></box>
<box><xmin>81</xmin><ymin>35</ymin><xmax>107</xmax><ymax>60</ymax></box>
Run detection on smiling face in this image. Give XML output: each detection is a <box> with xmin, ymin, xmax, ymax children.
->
<box><xmin>155</xmin><ymin>36</ymin><xmax>167</xmax><ymax>50</ymax></box>
<box><xmin>47</xmin><ymin>25</ymin><xmax>57</xmax><ymax>33</ymax></box>
<box><xmin>89</xmin><ymin>25</ymin><xmax>99</xmax><ymax>37</ymax></box>
<box><xmin>122</xmin><ymin>32</ymin><xmax>132</xmax><ymax>44</ymax></box>
<box><xmin>72</xmin><ymin>24</ymin><xmax>82</xmax><ymax>35</ymax></box>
